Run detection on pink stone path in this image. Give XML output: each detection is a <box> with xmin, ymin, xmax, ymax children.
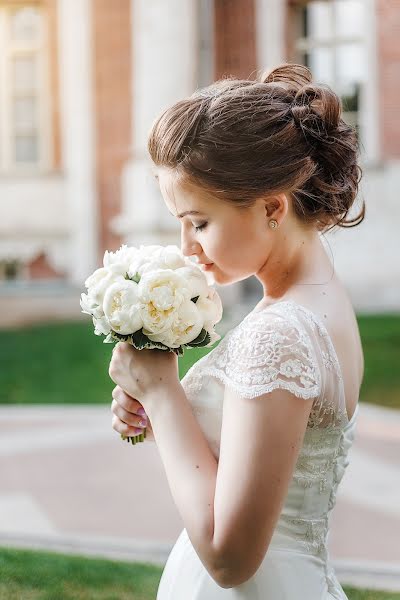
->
<box><xmin>0</xmin><ymin>402</ymin><xmax>399</xmax><ymax>593</ymax></box>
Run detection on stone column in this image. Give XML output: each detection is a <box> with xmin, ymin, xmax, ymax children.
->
<box><xmin>256</xmin><ymin>0</ymin><xmax>285</xmax><ymax>72</ymax></box>
<box><xmin>113</xmin><ymin>0</ymin><xmax>198</xmax><ymax>247</ymax></box>
<box><xmin>57</xmin><ymin>0</ymin><xmax>98</xmax><ymax>285</ymax></box>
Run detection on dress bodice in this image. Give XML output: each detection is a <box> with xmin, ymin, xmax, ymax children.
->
<box><xmin>180</xmin><ymin>300</ymin><xmax>359</xmax><ymax>575</ymax></box>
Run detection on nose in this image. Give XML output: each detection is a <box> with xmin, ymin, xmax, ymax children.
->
<box><xmin>180</xmin><ymin>224</ymin><xmax>201</xmax><ymax>259</ymax></box>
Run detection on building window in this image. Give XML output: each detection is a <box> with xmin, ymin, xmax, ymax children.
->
<box><xmin>197</xmin><ymin>0</ymin><xmax>214</xmax><ymax>87</ymax></box>
<box><xmin>292</xmin><ymin>0</ymin><xmax>366</xmax><ymax>140</ymax></box>
<box><xmin>0</xmin><ymin>4</ymin><xmax>51</xmax><ymax>173</ymax></box>
<box><xmin>0</xmin><ymin>258</ymin><xmax>23</xmax><ymax>280</ymax></box>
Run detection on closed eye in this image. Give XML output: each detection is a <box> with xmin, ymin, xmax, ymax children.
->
<box><xmin>194</xmin><ymin>222</ymin><xmax>208</xmax><ymax>232</ymax></box>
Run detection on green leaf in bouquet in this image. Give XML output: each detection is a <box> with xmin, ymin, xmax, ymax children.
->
<box><xmin>131</xmin><ymin>328</ymin><xmax>159</xmax><ymax>350</ymax></box>
<box><xmin>187</xmin><ymin>328</ymin><xmax>209</xmax><ymax>347</ymax></box>
<box><xmin>110</xmin><ymin>331</ymin><xmax>133</xmax><ymax>343</ymax></box>
<box><xmin>146</xmin><ymin>339</ymin><xmax>171</xmax><ymax>352</ymax></box>
<box><xmin>191</xmin><ymin>295</ymin><xmax>200</xmax><ymax>304</ymax></box>
<box><xmin>199</xmin><ymin>331</ymin><xmax>211</xmax><ymax>347</ymax></box>
<box><xmin>132</xmin><ymin>272</ymin><xmax>141</xmax><ymax>283</ymax></box>
<box><xmin>124</xmin><ymin>271</ymin><xmax>140</xmax><ymax>283</ymax></box>
<box><xmin>132</xmin><ymin>330</ymin><xmax>185</xmax><ymax>356</ymax></box>
<box><xmin>172</xmin><ymin>345</ymin><xmax>185</xmax><ymax>357</ymax></box>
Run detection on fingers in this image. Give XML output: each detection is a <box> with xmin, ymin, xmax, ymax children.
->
<box><xmin>111</xmin><ymin>385</ymin><xmax>148</xmax><ymax>435</ymax></box>
<box><xmin>112</xmin><ymin>414</ymin><xmax>145</xmax><ymax>437</ymax></box>
<box><xmin>112</xmin><ymin>385</ymin><xmax>141</xmax><ymax>413</ymax></box>
<box><xmin>111</xmin><ymin>398</ymin><xmax>147</xmax><ymax>428</ymax></box>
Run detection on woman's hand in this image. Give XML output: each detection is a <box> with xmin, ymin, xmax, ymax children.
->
<box><xmin>111</xmin><ymin>385</ymin><xmax>155</xmax><ymax>441</ymax></box>
<box><xmin>108</xmin><ymin>342</ymin><xmax>180</xmax><ymax>413</ymax></box>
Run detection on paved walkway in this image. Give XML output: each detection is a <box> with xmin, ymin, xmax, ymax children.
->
<box><xmin>0</xmin><ymin>402</ymin><xmax>399</xmax><ymax>593</ymax></box>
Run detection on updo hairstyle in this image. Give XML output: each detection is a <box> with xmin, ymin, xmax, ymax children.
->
<box><xmin>148</xmin><ymin>63</ymin><xmax>364</xmax><ymax>232</ymax></box>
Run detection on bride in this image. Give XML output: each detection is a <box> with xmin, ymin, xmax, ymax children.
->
<box><xmin>110</xmin><ymin>63</ymin><xmax>365</xmax><ymax>599</ymax></box>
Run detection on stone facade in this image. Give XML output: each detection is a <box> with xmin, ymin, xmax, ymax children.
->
<box><xmin>0</xmin><ymin>0</ymin><xmax>399</xmax><ymax>321</ymax></box>
<box><xmin>92</xmin><ymin>0</ymin><xmax>131</xmax><ymax>260</ymax></box>
<box><xmin>376</xmin><ymin>0</ymin><xmax>400</xmax><ymax>160</ymax></box>
<box><xmin>214</xmin><ymin>0</ymin><xmax>257</xmax><ymax>79</ymax></box>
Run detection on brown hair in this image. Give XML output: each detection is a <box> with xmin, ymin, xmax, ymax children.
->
<box><xmin>148</xmin><ymin>63</ymin><xmax>365</xmax><ymax>232</ymax></box>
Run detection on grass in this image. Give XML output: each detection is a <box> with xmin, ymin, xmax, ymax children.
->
<box><xmin>0</xmin><ymin>547</ymin><xmax>399</xmax><ymax>600</ymax></box>
<box><xmin>0</xmin><ymin>319</ymin><xmax>218</xmax><ymax>405</ymax></box>
<box><xmin>0</xmin><ymin>313</ymin><xmax>399</xmax><ymax>409</ymax></box>
<box><xmin>0</xmin><ymin>547</ymin><xmax>160</xmax><ymax>600</ymax></box>
<box><xmin>357</xmin><ymin>314</ymin><xmax>400</xmax><ymax>410</ymax></box>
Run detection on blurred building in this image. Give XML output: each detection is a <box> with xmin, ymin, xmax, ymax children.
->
<box><xmin>0</xmin><ymin>0</ymin><xmax>399</xmax><ymax>322</ymax></box>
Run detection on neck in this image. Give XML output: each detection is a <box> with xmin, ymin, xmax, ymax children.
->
<box><xmin>256</xmin><ymin>226</ymin><xmax>331</xmax><ymax>300</ymax></box>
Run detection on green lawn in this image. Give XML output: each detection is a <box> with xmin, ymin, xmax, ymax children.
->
<box><xmin>0</xmin><ymin>547</ymin><xmax>398</xmax><ymax>600</ymax></box>
<box><xmin>357</xmin><ymin>314</ymin><xmax>400</xmax><ymax>410</ymax></box>
<box><xmin>0</xmin><ymin>314</ymin><xmax>399</xmax><ymax>409</ymax></box>
<box><xmin>0</xmin><ymin>319</ymin><xmax>216</xmax><ymax>405</ymax></box>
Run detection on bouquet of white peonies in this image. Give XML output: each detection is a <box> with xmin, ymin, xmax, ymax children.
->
<box><xmin>80</xmin><ymin>243</ymin><xmax>223</xmax><ymax>444</ymax></box>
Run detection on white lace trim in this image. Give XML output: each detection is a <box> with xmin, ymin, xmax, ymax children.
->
<box><xmin>183</xmin><ymin>311</ymin><xmax>321</xmax><ymax>401</ymax></box>
<box><xmin>181</xmin><ymin>299</ymin><xmax>355</xmax><ymax>433</ymax></box>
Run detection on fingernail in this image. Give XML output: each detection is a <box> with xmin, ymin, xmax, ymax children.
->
<box><xmin>138</xmin><ymin>408</ymin><xmax>146</xmax><ymax>417</ymax></box>
<box><xmin>134</xmin><ymin>427</ymin><xmax>144</xmax><ymax>434</ymax></box>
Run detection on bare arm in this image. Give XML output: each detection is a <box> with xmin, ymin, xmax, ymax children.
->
<box><xmin>143</xmin><ymin>415</ymin><xmax>155</xmax><ymax>442</ymax></box>
<box><xmin>145</xmin><ymin>383</ymin><xmax>224</xmax><ymax>584</ymax></box>
<box><xmin>210</xmin><ymin>385</ymin><xmax>313</xmax><ymax>587</ymax></box>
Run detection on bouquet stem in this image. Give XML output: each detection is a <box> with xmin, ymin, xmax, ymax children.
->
<box><xmin>120</xmin><ymin>429</ymin><xmax>146</xmax><ymax>444</ymax></box>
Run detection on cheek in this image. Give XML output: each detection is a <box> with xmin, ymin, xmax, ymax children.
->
<box><xmin>209</xmin><ymin>230</ymin><xmax>237</xmax><ymax>261</ymax></box>
<box><xmin>213</xmin><ymin>224</ymin><xmax>259</xmax><ymax>266</ymax></box>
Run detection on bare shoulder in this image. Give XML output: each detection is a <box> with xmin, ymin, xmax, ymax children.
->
<box><xmin>284</xmin><ymin>279</ymin><xmax>364</xmax><ymax>414</ymax></box>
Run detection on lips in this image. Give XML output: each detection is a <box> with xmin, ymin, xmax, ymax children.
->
<box><xmin>201</xmin><ymin>263</ymin><xmax>214</xmax><ymax>272</ymax></box>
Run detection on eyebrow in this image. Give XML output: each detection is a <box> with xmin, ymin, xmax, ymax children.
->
<box><xmin>169</xmin><ymin>210</ymin><xmax>206</xmax><ymax>218</ymax></box>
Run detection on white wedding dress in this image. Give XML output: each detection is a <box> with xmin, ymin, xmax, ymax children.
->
<box><xmin>156</xmin><ymin>300</ymin><xmax>359</xmax><ymax>599</ymax></box>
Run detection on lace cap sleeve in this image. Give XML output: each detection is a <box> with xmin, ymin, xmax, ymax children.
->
<box><xmin>217</xmin><ymin>310</ymin><xmax>322</xmax><ymax>400</ymax></box>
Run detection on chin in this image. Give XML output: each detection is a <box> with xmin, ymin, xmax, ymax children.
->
<box><xmin>212</xmin><ymin>269</ymin><xmax>249</xmax><ymax>287</ymax></box>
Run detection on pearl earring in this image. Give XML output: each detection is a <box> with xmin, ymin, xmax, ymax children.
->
<box><xmin>269</xmin><ymin>219</ymin><xmax>278</xmax><ymax>229</ymax></box>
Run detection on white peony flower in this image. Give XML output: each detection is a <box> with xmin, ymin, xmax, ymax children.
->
<box><xmin>206</xmin><ymin>329</ymin><xmax>222</xmax><ymax>346</ymax></box>
<box><xmin>85</xmin><ymin>267</ymin><xmax>107</xmax><ymax>290</ymax></box>
<box><xmin>138</xmin><ymin>269</ymin><xmax>192</xmax><ymax>336</ymax></box>
<box><xmin>82</xmin><ymin>243</ymin><xmax>223</xmax><ymax>352</ymax></box>
<box><xmin>80</xmin><ymin>292</ymin><xmax>96</xmax><ymax>315</ymax></box>
<box><xmin>209</xmin><ymin>287</ymin><xmax>223</xmax><ymax>321</ymax></box>
<box><xmin>103</xmin><ymin>244</ymin><xmax>139</xmax><ymax>270</ymax></box>
<box><xmin>137</xmin><ymin>244</ymin><xmax>165</xmax><ymax>259</ymax></box>
<box><xmin>195</xmin><ymin>288</ymin><xmax>223</xmax><ymax>325</ymax></box>
<box><xmin>127</xmin><ymin>258</ymin><xmax>145</xmax><ymax>279</ymax></box>
<box><xmin>157</xmin><ymin>245</ymin><xmax>186</xmax><ymax>270</ymax></box>
<box><xmin>80</xmin><ymin>292</ymin><xmax>105</xmax><ymax>318</ymax></box>
<box><xmin>147</xmin><ymin>299</ymin><xmax>204</xmax><ymax>348</ymax></box>
<box><xmin>103</xmin><ymin>280</ymin><xmax>143</xmax><ymax>335</ymax></box>
<box><xmin>129</xmin><ymin>246</ymin><xmax>186</xmax><ymax>278</ymax></box>
<box><xmin>174</xmin><ymin>265</ymin><xmax>209</xmax><ymax>300</ymax></box>
<box><xmin>93</xmin><ymin>315</ymin><xmax>111</xmax><ymax>336</ymax></box>
<box><xmin>128</xmin><ymin>256</ymin><xmax>163</xmax><ymax>279</ymax></box>
<box><xmin>84</xmin><ymin>267</ymin><xmax>125</xmax><ymax>305</ymax></box>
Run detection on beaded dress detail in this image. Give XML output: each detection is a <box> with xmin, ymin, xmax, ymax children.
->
<box><xmin>157</xmin><ymin>300</ymin><xmax>359</xmax><ymax>599</ymax></box>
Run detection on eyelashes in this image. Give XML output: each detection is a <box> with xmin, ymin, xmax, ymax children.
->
<box><xmin>194</xmin><ymin>222</ymin><xmax>208</xmax><ymax>232</ymax></box>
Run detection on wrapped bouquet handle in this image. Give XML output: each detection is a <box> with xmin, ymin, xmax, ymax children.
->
<box><xmin>80</xmin><ymin>243</ymin><xmax>223</xmax><ymax>445</ymax></box>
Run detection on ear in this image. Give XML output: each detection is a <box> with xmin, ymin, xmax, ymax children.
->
<box><xmin>264</xmin><ymin>193</ymin><xmax>288</xmax><ymax>223</ymax></box>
